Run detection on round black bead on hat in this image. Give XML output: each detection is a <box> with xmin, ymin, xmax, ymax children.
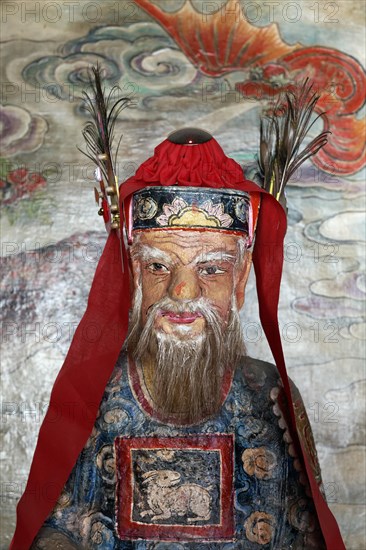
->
<box><xmin>167</xmin><ymin>127</ymin><xmax>213</xmax><ymax>145</ymax></box>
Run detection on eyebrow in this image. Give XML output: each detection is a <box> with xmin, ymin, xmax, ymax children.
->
<box><xmin>132</xmin><ymin>244</ymin><xmax>237</xmax><ymax>266</ymax></box>
<box><xmin>133</xmin><ymin>244</ymin><xmax>173</xmax><ymax>265</ymax></box>
<box><xmin>193</xmin><ymin>251</ymin><xmax>237</xmax><ymax>264</ymax></box>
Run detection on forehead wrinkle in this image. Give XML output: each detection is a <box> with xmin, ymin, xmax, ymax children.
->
<box><xmin>146</xmin><ymin>234</ymin><xmax>203</xmax><ymax>250</ymax></box>
<box><xmin>141</xmin><ymin>230</ymin><xmax>228</xmax><ymax>248</ymax></box>
<box><xmin>132</xmin><ymin>231</ymin><xmax>242</xmax><ymax>266</ymax></box>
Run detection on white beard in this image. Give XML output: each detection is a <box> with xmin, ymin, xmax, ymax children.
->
<box><xmin>126</xmin><ymin>289</ymin><xmax>246</xmax><ymax>422</ymax></box>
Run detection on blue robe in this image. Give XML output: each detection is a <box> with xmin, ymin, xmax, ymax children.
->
<box><xmin>32</xmin><ymin>354</ymin><xmax>325</xmax><ymax>549</ymax></box>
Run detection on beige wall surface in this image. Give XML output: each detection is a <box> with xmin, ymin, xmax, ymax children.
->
<box><xmin>1</xmin><ymin>1</ymin><xmax>365</xmax><ymax>547</ymax></box>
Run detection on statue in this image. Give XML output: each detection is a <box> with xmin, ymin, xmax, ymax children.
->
<box><xmin>10</xmin><ymin>72</ymin><xmax>345</xmax><ymax>549</ymax></box>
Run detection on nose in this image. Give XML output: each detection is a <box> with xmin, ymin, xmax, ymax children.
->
<box><xmin>169</xmin><ymin>267</ymin><xmax>200</xmax><ymax>301</ymax></box>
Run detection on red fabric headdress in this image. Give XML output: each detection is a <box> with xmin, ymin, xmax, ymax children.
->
<box><xmin>10</xmin><ymin>133</ymin><xmax>345</xmax><ymax>549</ymax></box>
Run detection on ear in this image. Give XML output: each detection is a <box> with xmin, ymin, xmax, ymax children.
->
<box><xmin>235</xmin><ymin>251</ymin><xmax>252</xmax><ymax>310</ymax></box>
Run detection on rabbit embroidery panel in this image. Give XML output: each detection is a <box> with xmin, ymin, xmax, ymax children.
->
<box><xmin>140</xmin><ymin>469</ymin><xmax>212</xmax><ymax>522</ymax></box>
<box><xmin>115</xmin><ymin>436</ymin><xmax>234</xmax><ymax>540</ymax></box>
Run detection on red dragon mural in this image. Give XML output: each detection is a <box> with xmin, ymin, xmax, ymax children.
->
<box><xmin>134</xmin><ymin>0</ymin><xmax>365</xmax><ymax>176</ymax></box>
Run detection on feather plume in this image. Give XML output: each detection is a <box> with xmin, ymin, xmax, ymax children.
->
<box><xmin>78</xmin><ymin>64</ymin><xmax>131</xmax><ymax>186</ymax></box>
<box><xmin>78</xmin><ymin>64</ymin><xmax>132</xmax><ymax>273</ymax></box>
<box><xmin>258</xmin><ymin>78</ymin><xmax>330</xmax><ymax>205</ymax></box>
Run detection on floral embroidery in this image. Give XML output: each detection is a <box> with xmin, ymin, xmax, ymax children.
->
<box><xmin>288</xmin><ymin>498</ymin><xmax>316</xmax><ymax>533</ymax></box>
<box><xmin>244</xmin><ymin>511</ymin><xmax>276</xmax><ymax>545</ymax></box>
<box><xmin>241</xmin><ymin>447</ymin><xmax>277</xmax><ymax>480</ymax></box>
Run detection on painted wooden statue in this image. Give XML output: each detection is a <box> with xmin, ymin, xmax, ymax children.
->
<box><xmin>10</xmin><ymin>72</ymin><xmax>345</xmax><ymax>549</ymax></box>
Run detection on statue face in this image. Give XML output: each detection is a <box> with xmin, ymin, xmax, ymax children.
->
<box><xmin>131</xmin><ymin>229</ymin><xmax>250</xmax><ymax>342</ymax></box>
<box><xmin>128</xmin><ymin>228</ymin><xmax>251</xmax><ymax>421</ymax></box>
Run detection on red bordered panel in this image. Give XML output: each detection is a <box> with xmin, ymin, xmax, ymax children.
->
<box><xmin>115</xmin><ymin>435</ymin><xmax>234</xmax><ymax>541</ymax></box>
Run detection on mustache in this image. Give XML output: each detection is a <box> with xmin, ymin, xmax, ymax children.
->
<box><xmin>145</xmin><ymin>296</ymin><xmax>220</xmax><ymax>319</ymax></box>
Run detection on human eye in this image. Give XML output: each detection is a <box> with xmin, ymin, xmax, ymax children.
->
<box><xmin>146</xmin><ymin>262</ymin><xmax>170</xmax><ymax>273</ymax></box>
<box><xmin>198</xmin><ymin>264</ymin><xmax>226</xmax><ymax>276</ymax></box>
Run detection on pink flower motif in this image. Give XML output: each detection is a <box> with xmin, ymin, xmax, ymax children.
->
<box><xmin>26</xmin><ymin>172</ymin><xmax>47</xmax><ymax>193</ymax></box>
<box><xmin>2</xmin><ymin>168</ymin><xmax>47</xmax><ymax>204</ymax></box>
<box><xmin>7</xmin><ymin>168</ymin><xmax>29</xmax><ymax>185</ymax></box>
<box><xmin>157</xmin><ymin>197</ymin><xmax>187</xmax><ymax>226</ymax></box>
<box><xmin>157</xmin><ymin>197</ymin><xmax>234</xmax><ymax>228</ymax></box>
<box><xmin>201</xmin><ymin>200</ymin><xmax>233</xmax><ymax>227</ymax></box>
<box><xmin>170</xmin><ymin>197</ymin><xmax>187</xmax><ymax>212</ymax></box>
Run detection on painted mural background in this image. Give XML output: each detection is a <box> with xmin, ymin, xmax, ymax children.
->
<box><xmin>0</xmin><ymin>0</ymin><xmax>365</xmax><ymax>547</ymax></box>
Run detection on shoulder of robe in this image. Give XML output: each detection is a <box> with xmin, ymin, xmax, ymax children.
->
<box><xmin>238</xmin><ymin>355</ymin><xmax>281</xmax><ymax>390</ymax></box>
<box><xmin>238</xmin><ymin>356</ymin><xmax>324</xmax><ymax>493</ymax></box>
